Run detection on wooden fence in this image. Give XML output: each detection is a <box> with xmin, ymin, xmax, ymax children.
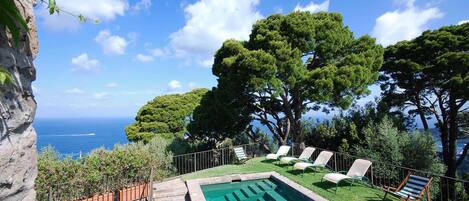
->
<box><xmin>73</xmin><ymin>182</ymin><xmax>151</xmax><ymax>201</ymax></box>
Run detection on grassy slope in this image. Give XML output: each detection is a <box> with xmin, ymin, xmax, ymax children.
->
<box><xmin>181</xmin><ymin>157</ymin><xmax>398</xmax><ymax>201</ymax></box>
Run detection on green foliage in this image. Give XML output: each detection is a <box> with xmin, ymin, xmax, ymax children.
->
<box><xmin>190</xmin><ymin>12</ymin><xmax>383</xmax><ymax>146</ymax></box>
<box><xmin>353</xmin><ymin>117</ymin><xmax>404</xmax><ymax>178</ymax></box>
<box><xmin>401</xmin><ymin>132</ymin><xmax>444</xmax><ymax>173</ymax></box>
<box><xmin>305</xmin><ymin>101</ymin><xmax>409</xmax><ymax>152</ymax></box>
<box><xmin>381</xmin><ymin>23</ymin><xmax>469</xmax><ymax>184</ymax></box>
<box><xmin>0</xmin><ymin>67</ymin><xmax>14</xmax><ymax>86</ymax></box>
<box><xmin>0</xmin><ymin>0</ymin><xmax>29</xmax><ymax>47</ymax></box>
<box><xmin>36</xmin><ymin>137</ymin><xmax>173</xmax><ymax>200</ymax></box>
<box><xmin>126</xmin><ymin>88</ymin><xmax>208</xmax><ymax>143</ymax></box>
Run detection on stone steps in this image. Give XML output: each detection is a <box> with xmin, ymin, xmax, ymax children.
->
<box><xmin>153</xmin><ymin>178</ymin><xmax>188</xmax><ymax>201</ymax></box>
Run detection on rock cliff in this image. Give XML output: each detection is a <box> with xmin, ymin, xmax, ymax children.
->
<box><xmin>0</xmin><ymin>0</ymin><xmax>38</xmax><ymax>200</ymax></box>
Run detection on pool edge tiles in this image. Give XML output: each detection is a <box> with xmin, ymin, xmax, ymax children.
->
<box><xmin>186</xmin><ymin>172</ymin><xmax>328</xmax><ymax>201</ymax></box>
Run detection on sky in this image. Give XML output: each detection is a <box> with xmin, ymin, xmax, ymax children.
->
<box><xmin>32</xmin><ymin>0</ymin><xmax>469</xmax><ymax>119</ymax></box>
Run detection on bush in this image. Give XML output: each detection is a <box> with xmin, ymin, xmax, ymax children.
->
<box><xmin>36</xmin><ymin>137</ymin><xmax>174</xmax><ymax>200</ymax></box>
<box><xmin>353</xmin><ymin>117</ymin><xmax>404</xmax><ymax>178</ymax></box>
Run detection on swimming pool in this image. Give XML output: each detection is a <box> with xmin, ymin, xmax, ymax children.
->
<box><xmin>186</xmin><ymin>172</ymin><xmax>326</xmax><ymax>201</ymax></box>
<box><xmin>201</xmin><ymin>178</ymin><xmax>308</xmax><ymax>201</ymax></box>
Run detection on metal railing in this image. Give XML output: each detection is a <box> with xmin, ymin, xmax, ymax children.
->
<box><xmin>40</xmin><ymin>142</ymin><xmax>468</xmax><ymax>201</ymax></box>
<box><xmin>171</xmin><ymin>143</ymin><xmax>266</xmax><ymax>175</ymax></box>
<box><xmin>293</xmin><ymin>144</ymin><xmax>469</xmax><ymax>201</ymax></box>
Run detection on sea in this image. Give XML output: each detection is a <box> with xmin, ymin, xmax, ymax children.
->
<box><xmin>35</xmin><ymin>117</ymin><xmax>133</xmax><ymax>155</ymax></box>
<box><xmin>34</xmin><ymin>117</ymin><xmax>469</xmax><ymax>160</ymax></box>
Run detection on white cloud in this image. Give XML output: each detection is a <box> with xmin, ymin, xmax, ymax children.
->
<box><xmin>150</xmin><ymin>48</ymin><xmax>166</xmax><ymax>57</ymax></box>
<box><xmin>294</xmin><ymin>0</ymin><xmax>329</xmax><ymax>13</ymax></box>
<box><xmin>169</xmin><ymin>0</ymin><xmax>262</xmax><ymax>67</ymax></box>
<box><xmin>372</xmin><ymin>2</ymin><xmax>443</xmax><ymax>46</ymax></box>
<box><xmin>95</xmin><ymin>30</ymin><xmax>129</xmax><ymax>55</ymax></box>
<box><xmin>65</xmin><ymin>88</ymin><xmax>85</xmax><ymax>94</ymax></box>
<box><xmin>167</xmin><ymin>80</ymin><xmax>182</xmax><ymax>91</ymax></box>
<box><xmin>93</xmin><ymin>92</ymin><xmax>109</xmax><ymax>100</ymax></box>
<box><xmin>136</xmin><ymin>54</ymin><xmax>154</xmax><ymax>63</ymax></box>
<box><xmin>36</xmin><ymin>0</ymin><xmax>128</xmax><ymax>32</ymax></box>
<box><xmin>132</xmin><ymin>0</ymin><xmax>152</xmax><ymax>12</ymax></box>
<box><xmin>458</xmin><ymin>20</ymin><xmax>469</xmax><ymax>25</ymax></box>
<box><xmin>71</xmin><ymin>53</ymin><xmax>100</xmax><ymax>72</ymax></box>
<box><xmin>106</xmin><ymin>83</ymin><xmax>118</xmax><ymax>88</ymax></box>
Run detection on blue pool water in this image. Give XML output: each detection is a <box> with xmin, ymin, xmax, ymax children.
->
<box><xmin>34</xmin><ymin>118</ymin><xmax>133</xmax><ymax>155</ymax></box>
<box><xmin>201</xmin><ymin>178</ymin><xmax>309</xmax><ymax>201</ymax></box>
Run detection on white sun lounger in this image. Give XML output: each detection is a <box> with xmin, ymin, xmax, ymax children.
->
<box><xmin>293</xmin><ymin>151</ymin><xmax>333</xmax><ymax>176</ymax></box>
<box><xmin>265</xmin><ymin>145</ymin><xmax>290</xmax><ymax>160</ymax></box>
<box><xmin>322</xmin><ymin>159</ymin><xmax>372</xmax><ymax>193</ymax></box>
<box><xmin>280</xmin><ymin>147</ymin><xmax>316</xmax><ymax>165</ymax></box>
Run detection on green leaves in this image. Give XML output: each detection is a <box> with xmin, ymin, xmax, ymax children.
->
<box><xmin>0</xmin><ymin>0</ymin><xmax>29</xmax><ymax>47</ymax></box>
<box><xmin>126</xmin><ymin>89</ymin><xmax>208</xmax><ymax>143</ymax></box>
<box><xmin>0</xmin><ymin>67</ymin><xmax>14</xmax><ymax>86</ymax></box>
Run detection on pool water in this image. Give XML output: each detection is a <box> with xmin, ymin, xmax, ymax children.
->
<box><xmin>201</xmin><ymin>178</ymin><xmax>309</xmax><ymax>201</ymax></box>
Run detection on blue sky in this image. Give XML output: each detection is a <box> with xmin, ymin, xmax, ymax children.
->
<box><xmin>32</xmin><ymin>0</ymin><xmax>469</xmax><ymax>118</ymax></box>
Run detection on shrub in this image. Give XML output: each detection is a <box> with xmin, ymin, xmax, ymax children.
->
<box><xmin>36</xmin><ymin>137</ymin><xmax>173</xmax><ymax>200</ymax></box>
<box><xmin>353</xmin><ymin>116</ymin><xmax>404</xmax><ymax>178</ymax></box>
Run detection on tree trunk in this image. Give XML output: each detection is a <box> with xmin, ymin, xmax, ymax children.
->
<box><xmin>443</xmin><ymin>96</ymin><xmax>459</xmax><ymax>200</ymax></box>
<box><xmin>415</xmin><ymin>99</ymin><xmax>429</xmax><ymax>130</ymax></box>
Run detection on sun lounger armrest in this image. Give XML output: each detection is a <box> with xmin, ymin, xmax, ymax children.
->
<box><xmin>383</xmin><ymin>186</ymin><xmax>397</xmax><ymax>192</ymax></box>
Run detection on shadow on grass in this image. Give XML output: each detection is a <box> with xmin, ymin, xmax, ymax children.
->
<box><xmin>260</xmin><ymin>159</ymin><xmax>274</xmax><ymax>163</ymax></box>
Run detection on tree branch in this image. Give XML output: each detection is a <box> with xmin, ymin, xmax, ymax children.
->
<box><xmin>456</xmin><ymin>142</ymin><xmax>469</xmax><ymax>167</ymax></box>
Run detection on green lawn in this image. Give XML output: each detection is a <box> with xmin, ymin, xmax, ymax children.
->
<box><xmin>181</xmin><ymin>157</ymin><xmax>398</xmax><ymax>201</ymax></box>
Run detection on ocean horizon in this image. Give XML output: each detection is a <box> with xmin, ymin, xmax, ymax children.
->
<box><xmin>34</xmin><ymin>117</ymin><xmax>469</xmax><ymax>157</ymax></box>
<box><xmin>34</xmin><ymin>117</ymin><xmax>133</xmax><ymax>155</ymax></box>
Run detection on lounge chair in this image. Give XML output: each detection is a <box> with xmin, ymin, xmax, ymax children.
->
<box><xmin>265</xmin><ymin>145</ymin><xmax>290</xmax><ymax>161</ymax></box>
<box><xmin>233</xmin><ymin>147</ymin><xmax>249</xmax><ymax>164</ymax></box>
<box><xmin>280</xmin><ymin>147</ymin><xmax>316</xmax><ymax>165</ymax></box>
<box><xmin>322</xmin><ymin>159</ymin><xmax>372</xmax><ymax>193</ymax></box>
<box><xmin>383</xmin><ymin>174</ymin><xmax>432</xmax><ymax>201</ymax></box>
<box><xmin>293</xmin><ymin>151</ymin><xmax>333</xmax><ymax>176</ymax></box>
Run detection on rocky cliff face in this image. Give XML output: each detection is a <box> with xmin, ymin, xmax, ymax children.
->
<box><xmin>0</xmin><ymin>0</ymin><xmax>39</xmax><ymax>200</ymax></box>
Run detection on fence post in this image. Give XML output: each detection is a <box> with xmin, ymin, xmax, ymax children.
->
<box><xmin>194</xmin><ymin>153</ymin><xmax>197</xmax><ymax>172</ymax></box>
<box><xmin>334</xmin><ymin>154</ymin><xmax>337</xmax><ymax>172</ymax></box>
<box><xmin>149</xmin><ymin>167</ymin><xmax>154</xmax><ymax>201</ymax></box>
<box><xmin>222</xmin><ymin>149</ymin><xmax>225</xmax><ymax>166</ymax></box>
<box><xmin>370</xmin><ymin>165</ymin><xmax>374</xmax><ymax>188</ymax></box>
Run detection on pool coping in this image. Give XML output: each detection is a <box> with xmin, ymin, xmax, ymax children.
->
<box><xmin>186</xmin><ymin>171</ymin><xmax>328</xmax><ymax>201</ymax></box>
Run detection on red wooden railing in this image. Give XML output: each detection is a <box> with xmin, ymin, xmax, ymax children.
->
<box><xmin>74</xmin><ymin>182</ymin><xmax>150</xmax><ymax>201</ymax></box>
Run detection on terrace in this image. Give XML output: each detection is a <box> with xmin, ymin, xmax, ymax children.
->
<box><xmin>150</xmin><ymin>144</ymin><xmax>468</xmax><ymax>201</ymax></box>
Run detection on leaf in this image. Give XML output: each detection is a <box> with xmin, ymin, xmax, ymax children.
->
<box><xmin>0</xmin><ymin>0</ymin><xmax>29</xmax><ymax>47</ymax></box>
<box><xmin>0</xmin><ymin>67</ymin><xmax>14</xmax><ymax>86</ymax></box>
<box><xmin>78</xmin><ymin>15</ymin><xmax>86</xmax><ymax>23</ymax></box>
<box><xmin>48</xmin><ymin>0</ymin><xmax>56</xmax><ymax>15</ymax></box>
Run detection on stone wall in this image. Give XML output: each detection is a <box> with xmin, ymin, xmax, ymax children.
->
<box><xmin>0</xmin><ymin>0</ymin><xmax>39</xmax><ymax>200</ymax></box>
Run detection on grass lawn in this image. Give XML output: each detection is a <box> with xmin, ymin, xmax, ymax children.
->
<box><xmin>181</xmin><ymin>157</ymin><xmax>398</xmax><ymax>201</ymax></box>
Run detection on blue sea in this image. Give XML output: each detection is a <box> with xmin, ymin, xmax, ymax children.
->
<box><xmin>34</xmin><ymin>118</ymin><xmax>133</xmax><ymax>155</ymax></box>
<box><xmin>35</xmin><ymin>117</ymin><xmax>468</xmax><ymax>160</ymax></box>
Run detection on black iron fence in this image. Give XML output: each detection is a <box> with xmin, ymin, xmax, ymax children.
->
<box><xmin>292</xmin><ymin>144</ymin><xmax>469</xmax><ymax>201</ymax></box>
<box><xmin>171</xmin><ymin>143</ymin><xmax>265</xmax><ymax>175</ymax></box>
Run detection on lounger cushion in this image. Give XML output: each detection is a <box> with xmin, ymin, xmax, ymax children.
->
<box><xmin>293</xmin><ymin>162</ymin><xmax>314</xmax><ymax>170</ymax></box>
<box><xmin>323</xmin><ymin>173</ymin><xmax>351</xmax><ymax>184</ymax></box>
<box><xmin>280</xmin><ymin>157</ymin><xmax>298</xmax><ymax>164</ymax></box>
<box><xmin>266</xmin><ymin>154</ymin><xmax>279</xmax><ymax>160</ymax></box>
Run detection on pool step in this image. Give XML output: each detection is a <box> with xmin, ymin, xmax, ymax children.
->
<box><xmin>241</xmin><ymin>187</ymin><xmax>256</xmax><ymax>198</ymax></box>
<box><xmin>264</xmin><ymin>191</ymin><xmax>287</xmax><ymax>201</ymax></box>
<box><xmin>248</xmin><ymin>184</ymin><xmax>262</xmax><ymax>194</ymax></box>
<box><xmin>233</xmin><ymin>190</ymin><xmax>248</xmax><ymax>200</ymax></box>
<box><xmin>255</xmin><ymin>182</ymin><xmax>272</xmax><ymax>191</ymax></box>
<box><xmin>263</xmin><ymin>180</ymin><xmax>277</xmax><ymax>189</ymax></box>
<box><xmin>224</xmin><ymin>193</ymin><xmax>238</xmax><ymax>201</ymax></box>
